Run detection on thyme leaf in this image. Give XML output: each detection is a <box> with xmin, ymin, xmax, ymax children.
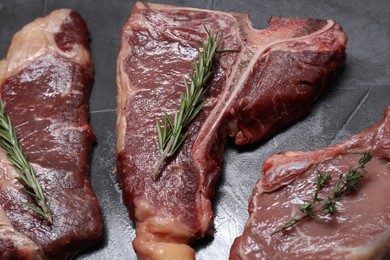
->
<box><xmin>0</xmin><ymin>100</ymin><xmax>52</xmax><ymax>223</ymax></box>
<box><xmin>274</xmin><ymin>152</ymin><xmax>372</xmax><ymax>234</ymax></box>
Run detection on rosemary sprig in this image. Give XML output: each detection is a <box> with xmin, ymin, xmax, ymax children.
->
<box><xmin>274</xmin><ymin>152</ymin><xmax>372</xmax><ymax>234</ymax></box>
<box><xmin>0</xmin><ymin>100</ymin><xmax>52</xmax><ymax>223</ymax></box>
<box><xmin>152</xmin><ymin>27</ymin><xmax>238</xmax><ymax>179</ymax></box>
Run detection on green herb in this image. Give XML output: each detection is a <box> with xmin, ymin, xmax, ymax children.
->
<box><xmin>274</xmin><ymin>152</ymin><xmax>372</xmax><ymax>234</ymax></box>
<box><xmin>152</xmin><ymin>27</ymin><xmax>238</xmax><ymax>179</ymax></box>
<box><xmin>0</xmin><ymin>100</ymin><xmax>52</xmax><ymax>223</ymax></box>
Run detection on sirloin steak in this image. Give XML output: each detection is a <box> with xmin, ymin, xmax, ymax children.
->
<box><xmin>0</xmin><ymin>9</ymin><xmax>103</xmax><ymax>259</ymax></box>
<box><xmin>116</xmin><ymin>2</ymin><xmax>347</xmax><ymax>258</ymax></box>
<box><xmin>230</xmin><ymin>104</ymin><xmax>390</xmax><ymax>259</ymax></box>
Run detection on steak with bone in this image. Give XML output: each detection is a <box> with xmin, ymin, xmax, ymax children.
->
<box><xmin>230</xmin><ymin>104</ymin><xmax>390</xmax><ymax>259</ymax></box>
<box><xmin>0</xmin><ymin>9</ymin><xmax>103</xmax><ymax>259</ymax></box>
<box><xmin>116</xmin><ymin>2</ymin><xmax>347</xmax><ymax>258</ymax></box>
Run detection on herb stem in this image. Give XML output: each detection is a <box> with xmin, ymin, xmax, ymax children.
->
<box><xmin>274</xmin><ymin>152</ymin><xmax>372</xmax><ymax>234</ymax></box>
<box><xmin>0</xmin><ymin>100</ymin><xmax>52</xmax><ymax>223</ymax></box>
<box><xmin>153</xmin><ymin>27</ymin><xmax>236</xmax><ymax>179</ymax></box>
<box><xmin>152</xmin><ymin>135</ymin><xmax>174</xmax><ymax>179</ymax></box>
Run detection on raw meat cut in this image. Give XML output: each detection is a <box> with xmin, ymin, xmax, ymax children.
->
<box><xmin>0</xmin><ymin>9</ymin><xmax>103</xmax><ymax>259</ymax></box>
<box><xmin>230</xmin><ymin>104</ymin><xmax>390</xmax><ymax>259</ymax></box>
<box><xmin>116</xmin><ymin>2</ymin><xmax>347</xmax><ymax>258</ymax></box>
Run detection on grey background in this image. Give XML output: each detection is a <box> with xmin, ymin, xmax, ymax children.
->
<box><xmin>0</xmin><ymin>0</ymin><xmax>389</xmax><ymax>259</ymax></box>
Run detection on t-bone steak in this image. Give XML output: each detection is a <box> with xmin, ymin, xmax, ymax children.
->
<box><xmin>0</xmin><ymin>9</ymin><xmax>103</xmax><ymax>259</ymax></box>
<box><xmin>230</xmin><ymin>104</ymin><xmax>390</xmax><ymax>259</ymax></box>
<box><xmin>116</xmin><ymin>2</ymin><xmax>347</xmax><ymax>258</ymax></box>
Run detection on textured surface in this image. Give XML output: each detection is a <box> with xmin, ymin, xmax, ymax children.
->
<box><xmin>0</xmin><ymin>9</ymin><xmax>103</xmax><ymax>259</ymax></box>
<box><xmin>0</xmin><ymin>0</ymin><xmax>389</xmax><ymax>259</ymax></box>
<box><xmin>231</xmin><ymin>106</ymin><xmax>390</xmax><ymax>259</ymax></box>
<box><xmin>116</xmin><ymin>3</ymin><xmax>346</xmax><ymax>259</ymax></box>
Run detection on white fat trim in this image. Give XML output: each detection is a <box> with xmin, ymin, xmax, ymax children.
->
<box><xmin>0</xmin><ymin>9</ymin><xmax>91</xmax><ymax>91</ymax></box>
<box><xmin>333</xmin><ymin>228</ymin><xmax>390</xmax><ymax>259</ymax></box>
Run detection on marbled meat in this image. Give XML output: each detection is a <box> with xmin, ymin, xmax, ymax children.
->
<box><xmin>230</xmin><ymin>104</ymin><xmax>390</xmax><ymax>259</ymax></box>
<box><xmin>0</xmin><ymin>9</ymin><xmax>103</xmax><ymax>259</ymax></box>
<box><xmin>116</xmin><ymin>2</ymin><xmax>347</xmax><ymax>258</ymax></box>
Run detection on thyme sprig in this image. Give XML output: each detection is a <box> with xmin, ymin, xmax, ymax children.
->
<box><xmin>152</xmin><ymin>27</ymin><xmax>238</xmax><ymax>179</ymax></box>
<box><xmin>274</xmin><ymin>152</ymin><xmax>372</xmax><ymax>234</ymax></box>
<box><xmin>0</xmin><ymin>100</ymin><xmax>52</xmax><ymax>223</ymax></box>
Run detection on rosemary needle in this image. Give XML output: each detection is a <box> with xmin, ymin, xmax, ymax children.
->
<box><xmin>0</xmin><ymin>100</ymin><xmax>52</xmax><ymax>223</ymax></box>
<box><xmin>152</xmin><ymin>27</ymin><xmax>238</xmax><ymax>179</ymax></box>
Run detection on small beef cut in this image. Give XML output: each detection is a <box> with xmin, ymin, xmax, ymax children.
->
<box><xmin>0</xmin><ymin>9</ymin><xmax>103</xmax><ymax>259</ymax></box>
<box><xmin>116</xmin><ymin>2</ymin><xmax>347</xmax><ymax>258</ymax></box>
<box><xmin>230</xmin><ymin>104</ymin><xmax>390</xmax><ymax>259</ymax></box>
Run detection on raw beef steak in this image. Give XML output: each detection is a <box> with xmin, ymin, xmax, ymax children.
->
<box><xmin>230</xmin><ymin>104</ymin><xmax>390</xmax><ymax>259</ymax></box>
<box><xmin>116</xmin><ymin>2</ymin><xmax>347</xmax><ymax>258</ymax></box>
<box><xmin>0</xmin><ymin>9</ymin><xmax>103</xmax><ymax>259</ymax></box>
